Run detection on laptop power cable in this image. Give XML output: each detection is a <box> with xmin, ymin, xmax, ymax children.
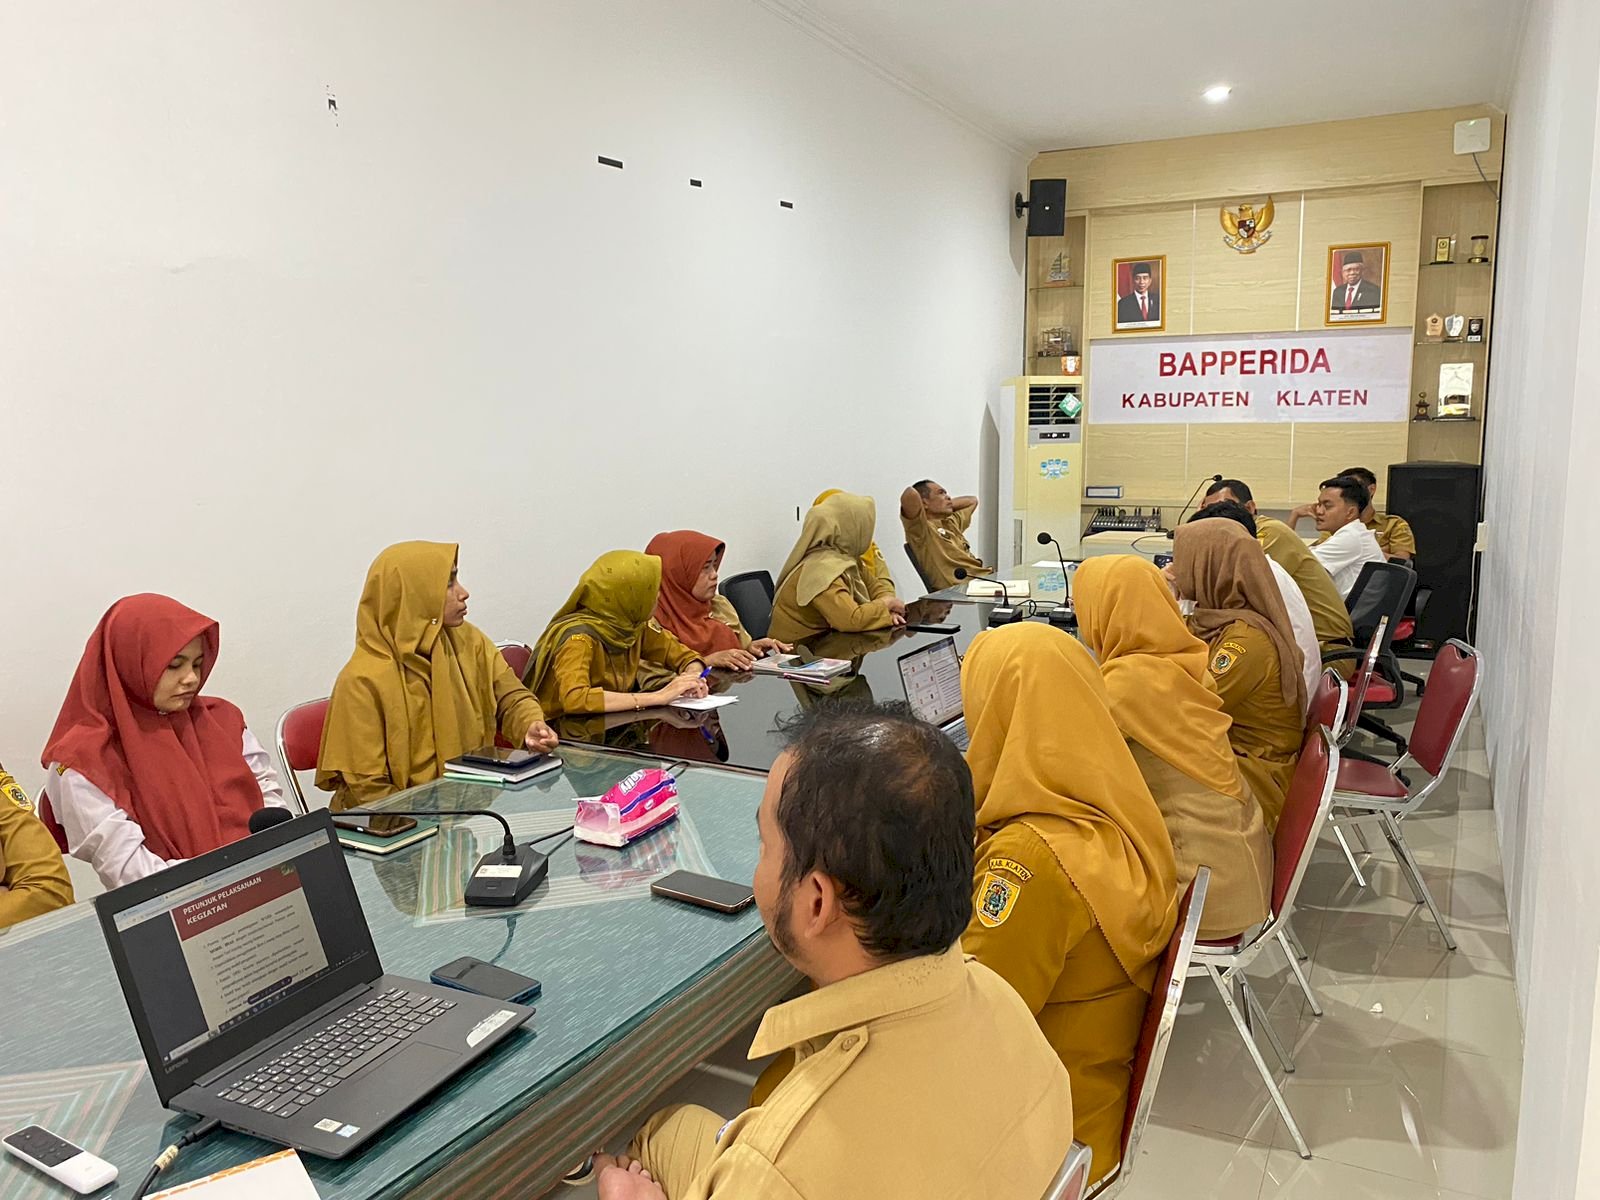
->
<box><xmin>130</xmin><ymin>1117</ymin><xmax>221</xmax><ymax>1199</ymax></box>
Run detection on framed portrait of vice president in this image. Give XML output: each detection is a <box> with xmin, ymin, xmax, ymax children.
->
<box><xmin>1325</xmin><ymin>243</ymin><xmax>1390</xmax><ymax>325</ymax></box>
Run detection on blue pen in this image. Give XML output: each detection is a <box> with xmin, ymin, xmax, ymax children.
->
<box><xmin>699</xmin><ymin>666</ymin><xmax>713</xmax><ymax>680</ymax></box>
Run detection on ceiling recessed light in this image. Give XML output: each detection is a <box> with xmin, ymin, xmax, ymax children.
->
<box><xmin>1203</xmin><ymin>84</ymin><xmax>1232</xmax><ymax>103</ymax></box>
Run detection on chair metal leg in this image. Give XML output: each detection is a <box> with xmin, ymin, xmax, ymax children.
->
<box><xmin>1208</xmin><ymin>968</ymin><xmax>1311</xmax><ymax>1158</ymax></box>
<box><xmin>1332</xmin><ymin>823</ymin><xmax>1368</xmax><ymax>888</ymax></box>
<box><xmin>1282</xmin><ymin>921</ymin><xmax>1309</xmax><ymax>961</ymax></box>
<box><xmin>1277</xmin><ymin>929</ymin><xmax>1324</xmax><ymax>1018</ymax></box>
<box><xmin>1380</xmin><ymin>811</ymin><xmax>1457</xmax><ymax>951</ymax></box>
<box><xmin>1241</xmin><ymin>976</ymin><xmax>1295</xmax><ymax>1073</ymax></box>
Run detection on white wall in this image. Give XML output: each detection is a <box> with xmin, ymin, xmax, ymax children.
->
<box><xmin>0</xmin><ymin>1</ymin><xmax>1026</xmax><ymax>800</ymax></box>
<box><xmin>1475</xmin><ymin>0</ymin><xmax>1600</xmax><ymax>1195</ymax></box>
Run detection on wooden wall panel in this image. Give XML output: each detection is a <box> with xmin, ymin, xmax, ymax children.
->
<box><xmin>1289</xmin><ymin>422</ymin><xmax>1412</xmax><ymax>507</ymax></box>
<box><xmin>1190</xmin><ymin>425</ymin><xmax>1294</xmax><ymax>507</ymax></box>
<box><xmin>1299</xmin><ymin>183</ymin><xmax>1423</xmax><ymax>330</ymax></box>
<box><xmin>1085</xmin><ymin>207</ymin><xmax>1197</xmax><ymax>343</ymax></box>
<box><xmin>1191</xmin><ymin>194</ymin><xmax>1302</xmax><ymax>335</ymax></box>
<box><xmin>1084</xmin><ymin>426</ymin><xmax>1189</xmax><ymax>507</ymax></box>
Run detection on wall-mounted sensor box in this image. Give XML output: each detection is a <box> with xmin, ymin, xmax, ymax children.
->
<box><xmin>1454</xmin><ymin>118</ymin><xmax>1491</xmax><ymax>155</ymax></box>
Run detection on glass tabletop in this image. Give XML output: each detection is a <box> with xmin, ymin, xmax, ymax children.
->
<box><xmin>0</xmin><ymin>750</ymin><xmax>784</xmax><ymax>1200</ymax></box>
<box><xmin>925</xmin><ymin>562</ymin><xmax>1075</xmax><ymax>605</ymax></box>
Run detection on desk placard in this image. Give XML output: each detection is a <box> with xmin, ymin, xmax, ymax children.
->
<box><xmin>1088</xmin><ymin>328</ymin><xmax>1412</xmax><ymax>424</ymax></box>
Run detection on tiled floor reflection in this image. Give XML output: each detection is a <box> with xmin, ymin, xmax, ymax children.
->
<box><xmin>563</xmin><ymin>688</ymin><xmax>1518</xmax><ymax>1199</ymax></box>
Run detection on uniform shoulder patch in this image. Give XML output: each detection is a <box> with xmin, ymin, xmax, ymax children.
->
<box><xmin>1211</xmin><ymin>639</ymin><xmax>1248</xmax><ymax>677</ymax></box>
<box><xmin>987</xmin><ymin>856</ymin><xmax>1033</xmax><ymax>882</ymax></box>
<box><xmin>648</xmin><ymin>618</ymin><xmax>664</xmax><ymax>633</ymax></box>
<box><xmin>3</xmin><ymin>780</ymin><xmax>34</xmax><ymax>813</ymax></box>
<box><xmin>976</xmin><ymin>871</ymin><xmax>1022</xmax><ymax>928</ymax></box>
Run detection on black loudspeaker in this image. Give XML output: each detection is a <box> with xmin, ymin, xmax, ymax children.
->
<box><xmin>1024</xmin><ymin>179</ymin><xmax>1067</xmax><ymax>237</ymax></box>
<box><xmin>1387</xmin><ymin>461</ymin><xmax>1480</xmax><ymax>647</ymax></box>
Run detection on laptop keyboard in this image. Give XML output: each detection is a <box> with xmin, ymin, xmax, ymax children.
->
<box><xmin>947</xmin><ymin>720</ymin><xmax>970</xmax><ymax>751</ymax></box>
<box><xmin>214</xmin><ymin>987</ymin><xmax>455</xmax><ymax>1118</ymax></box>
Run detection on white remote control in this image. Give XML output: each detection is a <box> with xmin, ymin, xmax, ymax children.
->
<box><xmin>3</xmin><ymin>1125</ymin><xmax>118</xmax><ymax>1194</ymax></box>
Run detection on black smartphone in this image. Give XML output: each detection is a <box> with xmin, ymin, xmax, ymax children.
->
<box><xmin>906</xmin><ymin>622</ymin><xmax>961</xmax><ymax>634</ymax></box>
<box><xmin>430</xmin><ymin>956</ymin><xmax>542</xmax><ymax>1004</ymax></box>
<box><xmin>1153</xmin><ymin>553</ymin><xmax>1174</xmax><ymax>569</ymax></box>
<box><xmin>331</xmin><ymin>813</ymin><xmax>419</xmax><ymax>838</ymax></box>
<box><xmin>650</xmin><ymin>870</ymin><xmax>756</xmax><ymax>913</ymax></box>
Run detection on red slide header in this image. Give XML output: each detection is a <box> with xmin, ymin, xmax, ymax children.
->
<box><xmin>174</xmin><ymin>865</ymin><xmax>304</xmax><ymax>940</ymax></box>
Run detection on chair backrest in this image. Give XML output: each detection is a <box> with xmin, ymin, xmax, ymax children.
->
<box><xmin>1040</xmin><ymin>1141</ymin><xmax>1093</xmax><ymax>1200</ymax></box>
<box><xmin>719</xmin><ymin>571</ymin><xmax>776</xmax><ymax>641</ymax></box>
<box><xmin>1407</xmin><ymin>640</ymin><xmax>1482</xmax><ymax>777</ymax></box>
<box><xmin>496</xmin><ymin>640</ymin><xmax>533</xmax><ymax>681</ymax></box>
<box><xmin>1305</xmin><ymin>668</ymin><xmax>1347</xmax><ymax>736</ymax></box>
<box><xmin>1269</xmin><ymin>727</ymin><xmax>1339</xmax><ymax>919</ymax></box>
<box><xmin>1110</xmin><ymin>868</ymin><xmax>1210</xmax><ymax>1191</ymax></box>
<box><xmin>1344</xmin><ymin>561</ymin><xmax>1415</xmax><ymax>651</ymax></box>
<box><xmin>275</xmin><ymin>698</ymin><xmax>330</xmax><ymax>814</ymax></box>
<box><xmin>1339</xmin><ymin>614</ymin><xmax>1389</xmax><ymax>744</ymax></box>
<box><xmin>904</xmin><ymin>542</ymin><xmax>937</xmax><ymax>593</ymax></box>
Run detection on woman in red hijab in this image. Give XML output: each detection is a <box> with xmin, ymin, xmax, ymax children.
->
<box><xmin>41</xmin><ymin>594</ymin><xmax>287</xmax><ymax>889</ymax></box>
<box><xmin>643</xmin><ymin>531</ymin><xmax>791</xmax><ymax>674</ymax></box>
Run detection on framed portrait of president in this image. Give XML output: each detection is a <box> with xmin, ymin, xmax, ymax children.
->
<box><xmin>1112</xmin><ymin>255</ymin><xmax>1166</xmax><ymax>333</ymax></box>
<box><xmin>1325</xmin><ymin>243</ymin><xmax>1390</xmax><ymax>325</ymax></box>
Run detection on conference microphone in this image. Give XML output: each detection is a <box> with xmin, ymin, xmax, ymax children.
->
<box><xmin>1168</xmin><ymin>473</ymin><xmax>1224</xmax><ymax>537</ymax></box>
<box><xmin>248</xmin><ymin>806</ymin><xmax>295</xmax><ymax>834</ymax></box>
<box><xmin>343</xmin><ymin>805</ymin><xmax>551</xmax><ymax>907</ymax></box>
<box><xmin>1034</xmin><ymin>532</ymin><xmax>1079</xmax><ymax>629</ymax></box>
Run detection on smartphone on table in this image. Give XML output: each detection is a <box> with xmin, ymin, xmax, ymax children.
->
<box><xmin>650</xmin><ymin>870</ymin><xmax>756</xmax><ymax>913</ymax></box>
<box><xmin>331</xmin><ymin>813</ymin><xmax>419</xmax><ymax>838</ymax></box>
<box><xmin>430</xmin><ymin>957</ymin><xmax>542</xmax><ymax>1004</ymax></box>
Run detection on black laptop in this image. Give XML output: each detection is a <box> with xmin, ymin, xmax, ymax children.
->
<box><xmin>93</xmin><ymin>810</ymin><xmax>532</xmax><ymax>1159</ymax></box>
<box><xmin>897</xmin><ymin>636</ymin><xmax>969</xmax><ymax>750</ymax></box>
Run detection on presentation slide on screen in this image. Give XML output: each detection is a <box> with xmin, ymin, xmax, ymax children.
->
<box><xmin>172</xmin><ymin>864</ymin><xmax>328</xmax><ymax>1038</ymax></box>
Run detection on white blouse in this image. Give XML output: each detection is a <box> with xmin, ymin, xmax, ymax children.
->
<box><xmin>44</xmin><ymin>728</ymin><xmax>287</xmax><ymax>890</ymax></box>
<box><xmin>1268</xmin><ymin>557</ymin><xmax>1323</xmax><ymax>710</ymax></box>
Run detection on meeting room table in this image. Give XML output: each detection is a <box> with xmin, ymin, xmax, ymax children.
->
<box><xmin>0</xmin><ymin>749</ymin><xmax>801</xmax><ymax>1200</ymax></box>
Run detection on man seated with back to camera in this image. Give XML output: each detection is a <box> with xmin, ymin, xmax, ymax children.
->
<box><xmin>1287</xmin><ymin>466</ymin><xmax>1416</xmax><ymax>561</ymax></box>
<box><xmin>1199</xmin><ymin>479</ymin><xmax>1356</xmax><ymax>664</ymax></box>
<box><xmin>585</xmin><ymin>703</ymin><xmax>1075</xmax><ymax>1200</ymax></box>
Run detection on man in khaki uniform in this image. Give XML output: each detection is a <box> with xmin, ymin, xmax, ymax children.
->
<box><xmin>900</xmin><ymin>480</ymin><xmax>990</xmax><ymax>591</ymax></box>
<box><xmin>0</xmin><ymin>763</ymin><xmax>74</xmax><ymax>929</ymax></box>
<box><xmin>589</xmin><ymin>706</ymin><xmax>1075</xmax><ymax>1200</ymax></box>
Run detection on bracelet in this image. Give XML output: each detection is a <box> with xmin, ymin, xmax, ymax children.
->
<box><xmin>633</xmin><ymin>693</ymin><xmax>641</xmax><ymax>711</ymax></box>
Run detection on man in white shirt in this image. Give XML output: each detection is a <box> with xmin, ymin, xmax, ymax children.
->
<box><xmin>1188</xmin><ymin>502</ymin><xmax>1321</xmax><ymax>705</ymax></box>
<box><xmin>1310</xmin><ymin>475</ymin><xmax>1385</xmax><ymax>599</ymax></box>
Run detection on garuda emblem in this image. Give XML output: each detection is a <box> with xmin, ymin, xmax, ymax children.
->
<box><xmin>1221</xmin><ymin>196</ymin><xmax>1275</xmax><ymax>253</ymax></box>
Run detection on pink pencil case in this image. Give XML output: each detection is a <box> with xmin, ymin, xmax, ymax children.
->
<box><xmin>573</xmin><ymin>768</ymin><xmax>680</xmax><ymax>848</ymax></box>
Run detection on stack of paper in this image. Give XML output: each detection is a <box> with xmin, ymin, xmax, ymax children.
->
<box><xmin>152</xmin><ymin>1150</ymin><xmax>320</xmax><ymax>1199</ymax></box>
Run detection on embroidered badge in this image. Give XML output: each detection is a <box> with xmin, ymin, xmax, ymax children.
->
<box><xmin>3</xmin><ymin>781</ymin><xmax>33</xmax><ymax>813</ymax></box>
<box><xmin>976</xmin><ymin>871</ymin><xmax>1021</xmax><ymax>928</ymax></box>
<box><xmin>1211</xmin><ymin>639</ymin><xmax>1248</xmax><ymax>677</ymax></box>
<box><xmin>988</xmin><ymin>857</ymin><xmax>1033</xmax><ymax>882</ymax></box>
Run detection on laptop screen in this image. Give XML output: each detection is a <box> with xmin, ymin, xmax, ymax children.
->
<box><xmin>899</xmin><ymin>637</ymin><xmax>964</xmax><ymax>727</ymax></box>
<box><xmin>99</xmin><ymin>815</ymin><xmax>375</xmax><ymax>1091</ymax></box>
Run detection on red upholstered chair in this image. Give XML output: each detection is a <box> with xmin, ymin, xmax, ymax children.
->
<box><xmin>1306</xmin><ymin>668</ymin><xmax>1348</xmax><ymax>738</ymax></box>
<box><xmin>1330</xmin><ymin>640</ymin><xmax>1482</xmax><ymax>952</ymax></box>
<box><xmin>1085</xmin><ymin>869</ymin><xmax>1210</xmax><ymax>1197</ymax></box>
<box><xmin>1187</xmin><ymin>729</ymin><xmax>1339</xmax><ymax>1160</ymax></box>
<box><xmin>274</xmin><ymin>698</ymin><xmax>330</xmax><ymax>814</ymax></box>
<box><xmin>496</xmin><ymin>640</ymin><xmax>534</xmax><ymax>682</ymax></box>
<box><xmin>1041</xmin><ymin>1142</ymin><xmax>1094</xmax><ymax>1200</ymax></box>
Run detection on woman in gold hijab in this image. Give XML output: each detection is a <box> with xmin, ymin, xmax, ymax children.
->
<box><xmin>811</xmin><ymin>488</ymin><xmax>898</xmax><ymax>599</ymax></box>
<box><xmin>1074</xmin><ymin>556</ymin><xmax>1272</xmax><ymax>939</ymax></box>
<box><xmin>960</xmin><ymin>622</ymin><xmax>1178</xmax><ymax>1187</ymax></box>
<box><xmin>768</xmin><ymin>493</ymin><xmax>905</xmax><ymax>645</ymax></box>
<box><xmin>1173</xmin><ymin>518</ymin><xmax>1307</xmax><ymax>830</ymax></box>
<box><xmin>527</xmin><ymin>551</ymin><xmax>708</xmax><ymax>719</ymax></box>
<box><xmin>317</xmin><ymin>542</ymin><xmax>558</xmax><ymax>812</ymax></box>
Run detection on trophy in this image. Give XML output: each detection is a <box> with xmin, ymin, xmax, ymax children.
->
<box><xmin>1432</xmin><ymin>236</ymin><xmax>1454</xmax><ymax>264</ymax></box>
<box><xmin>1047</xmin><ymin>252</ymin><xmax>1070</xmax><ymax>283</ymax></box>
<box><xmin>1424</xmin><ymin>313</ymin><xmax>1444</xmax><ymax>340</ymax></box>
<box><xmin>1467</xmin><ymin>317</ymin><xmax>1485</xmax><ymax>342</ymax></box>
<box><xmin>1468</xmin><ymin>234</ymin><xmax>1491</xmax><ymax>263</ymax></box>
<box><xmin>1438</xmin><ymin>363</ymin><xmax>1474</xmax><ymax>417</ymax></box>
<box><xmin>1444</xmin><ymin>314</ymin><xmax>1466</xmax><ymax>341</ymax></box>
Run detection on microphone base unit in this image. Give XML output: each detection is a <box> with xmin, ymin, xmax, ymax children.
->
<box><xmin>1046</xmin><ymin>606</ymin><xmax>1078</xmax><ymax>630</ymax></box>
<box><xmin>464</xmin><ymin>845</ymin><xmax>551</xmax><ymax>907</ymax></box>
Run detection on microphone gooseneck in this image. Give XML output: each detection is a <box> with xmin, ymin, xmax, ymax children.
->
<box><xmin>1169</xmin><ymin>473</ymin><xmax>1224</xmax><ymax>537</ymax></box>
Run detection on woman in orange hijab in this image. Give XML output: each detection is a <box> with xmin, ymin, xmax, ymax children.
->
<box><xmin>644</xmin><ymin>531</ymin><xmax>793</xmax><ymax>675</ymax></box>
<box><xmin>960</xmin><ymin>622</ymin><xmax>1177</xmax><ymax>1187</ymax></box>
<box><xmin>1172</xmin><ymin>518</ymin><xmax>1307</xmax><ymax>829</ymax></box>
<box><xmin>1073</xmin><ymin>556</ymin><xmax>1272</xmax><ymax>938</ymax></box>
<box><xmin>41</xmin><ymin>594</ymin><xmax>287</xmax><ymax>889</ymax></box>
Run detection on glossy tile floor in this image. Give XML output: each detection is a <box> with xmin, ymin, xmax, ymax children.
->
<box><xmin>563</xmin><ymin>694</ymin><xmax>1519</xmax><ymax>1200</ymax></box>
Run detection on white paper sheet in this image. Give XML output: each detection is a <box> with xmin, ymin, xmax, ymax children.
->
<box><xmin>667</xmin><ymin>695</ymin><xmax>740</xmax><ymax>711</ymax></box>
<box><xmin>152</xmin><ymin>1150</ymin><xmax>319</xmax><ymax>1199</ymax></box>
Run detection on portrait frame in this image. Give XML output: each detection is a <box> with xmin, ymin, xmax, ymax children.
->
<box><xmin>1325</xmin><ymin>242</ymin><xmax>1390</xmax><ymax>326</ymax></box>
<box><xmin>1111</xmin><ymin>254</ymin><xmax>1167</xmax><ymax>334</ymax></box>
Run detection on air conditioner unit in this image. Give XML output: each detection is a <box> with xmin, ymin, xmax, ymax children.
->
<box><xmin>993</xmin><ymin>377</ymin><xmax>1086</xmax><ymax>568</ymax></box>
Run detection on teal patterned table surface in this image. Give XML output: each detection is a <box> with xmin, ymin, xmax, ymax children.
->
<box><xmin>0</xmin><ymin>749</ymin><xmax>779</xmax><ymax>1200</ymax></box>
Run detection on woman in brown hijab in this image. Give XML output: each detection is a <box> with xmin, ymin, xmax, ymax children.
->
<box><xmin>1172</xmin><ymin>518</ymin><xmax>1306</xmax><ymax>829</ymax></box>
<box><xmin>1073</xmin><ymin>556</ymin><xmax>1272</xmax><ymax>938</ymax></box>
<box><xmin>317</xmin><ymin>542</ymin><xmax>557</xmax><ymax>811</ymax></box>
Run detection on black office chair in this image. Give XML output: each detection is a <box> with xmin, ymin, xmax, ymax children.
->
<box><xmin>1386</xmin><ymin>557</ymin><xmax>1429</xmax><ymax>696</ymax></box>
<box><xmin>904</xmin><ymin>542</ymin><xmax>937</xmax><ymax>593</ymax></box>
<box><xmin>719</xmin><ymin>571</ymin><xmax>776</xmax><ymax>641</ymax></box>
<box><xmin>1321</xmin><ymin>562</ymin><xmax>1415</xmax><ymax>755</ymax></box>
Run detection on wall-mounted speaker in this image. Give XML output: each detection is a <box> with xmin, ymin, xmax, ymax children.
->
<box><xmin>1016</xmin><ymin>179</ymin><xmax>1067</xmax><ymax>237</ymax></box>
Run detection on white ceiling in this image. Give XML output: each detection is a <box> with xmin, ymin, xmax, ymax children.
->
<box><xmin>755</xmin><ymin>0</ymin><xmax>1526</xmax><ymax>153</ymax></box>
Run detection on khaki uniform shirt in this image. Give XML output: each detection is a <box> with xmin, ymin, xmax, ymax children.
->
<box><xmin>660</xmin><ymin>947</ymin><xmax>1074</xmax><ymax>1199</ymax></box>
<box><xmin>767</xmin><ymin>573</ymin><xmax>894</xmax><ymax>646</ymax></box>
<box><xmin>902</xmin><ymin>505</ymin><xmax>989</xmax><ymax>590</ymax></box>
<box><xmin>1204</xmin><ymin>623</ymin><xmax>1302</xmax><ymax>830</ymax></box>
<box><xmin>0</xmin><ymin>768</ymin><xmax>74</xmax><ymax>929</ymax></box>
<box><xmin>1257</xmin><ymin>517</ymin><xmax>1354</xmax><ymax>654</ymax></box>
<box><xmin>534</xmin><ymin>622</ymin><xmax>703</xmax><ymax>717</ymax></box>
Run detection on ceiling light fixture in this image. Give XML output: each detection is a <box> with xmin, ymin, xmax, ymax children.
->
<box><xmin>1203</xmin><ymin>84</ymin><xmax>1232</xmax><ymax>103</ymax></box>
